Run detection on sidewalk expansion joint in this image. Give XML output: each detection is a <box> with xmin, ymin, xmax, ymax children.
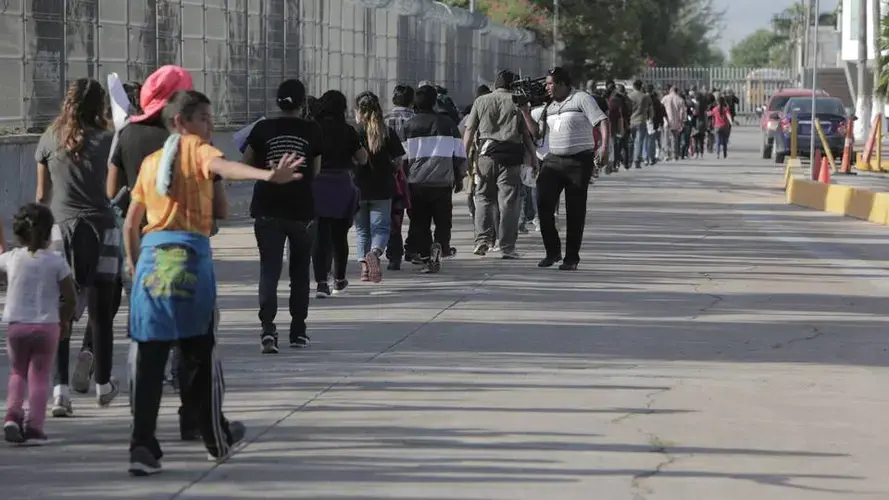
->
<box><xmin>169</xmin><ymin>273</ymin><xmax>496</xmax><ymax>499</ymax></box>
<box><xmin>771</xmin><ymin>326</ymin><xmax>826</xmax><ymax>350</ymax></box>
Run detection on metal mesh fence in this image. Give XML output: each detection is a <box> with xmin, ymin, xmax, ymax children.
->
<box><xmin>637</xmin><ymin>67</ymin><xmax>798</xmax><ymax>118</ymax></box>
<box><xmin>0</xmin><ymin>0</ymin><xmax>546</xmax><ymax>131</ymax></box>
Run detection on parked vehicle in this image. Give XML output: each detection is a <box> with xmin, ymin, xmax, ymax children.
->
<box><xmin>773</xmin><ymin>96</ymin><xmax>852</xmax><ymax>164</ymax></box>
<box><xmin>756</xmin><ymin>88</ymin><xmax>829</xmax><ymax>159</ymax></box>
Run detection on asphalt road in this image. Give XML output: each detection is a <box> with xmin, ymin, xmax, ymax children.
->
<box><xmin>1</xmin><ymin>128</ymin><xmax>888</xmax><ymax>499</ymax></box>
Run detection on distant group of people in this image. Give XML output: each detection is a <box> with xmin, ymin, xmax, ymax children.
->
<box><xmin>590</xmin><ymin>80</ymin><xmax>737</xmax><ymax>168</ymax></box>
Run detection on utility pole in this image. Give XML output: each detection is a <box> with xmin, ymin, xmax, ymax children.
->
<box><xmin>552</xmin><ymin>0</ymin><xmax>559</xmax><ymax>67</ymax></box>
<box><xmin>872</xmin><ymin>0</ymin><xmax>882</xmax><ymax>125</ymax></box>
<box><xmin>857</xmin><ymin>0</ymin><xmax>872</xmax><ymax>140</ymax></box>
<box><xmin>469</xmin><ymin>0</ymin><xmax>475</xmax><ymax>12</ymax></box>
<box><xmin>802</xmin><ymin>0</ymin><xmax>812</xmax><ymax>83</ymax></box>
<box><xmin>810</xmin><ymin>0</ymin><xmax>821</xmax><ymax>159</ymax></box>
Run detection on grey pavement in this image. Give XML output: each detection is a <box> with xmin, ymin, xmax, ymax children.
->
<box><xmin>2</xmin><ymin>128</ymin><xmax>889</xmax><ymax>499</ymax></box>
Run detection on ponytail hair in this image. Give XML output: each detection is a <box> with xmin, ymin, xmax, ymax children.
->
<box><xmin>51</xmin><ymin>78</ymin><xmax>109</xmax><ymax>160</ymax></box>
<box><xmin>356</xmin><ymin>91</ymin><xmax>385</xmax><ymax>154</ymax></box>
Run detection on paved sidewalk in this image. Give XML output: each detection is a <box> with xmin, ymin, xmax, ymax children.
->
<box><xmin>1</xmin><ymin>129</ymin><xmax>889</xmax><ymax>499</ymax></box>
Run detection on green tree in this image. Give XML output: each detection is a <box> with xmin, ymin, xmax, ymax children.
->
<box><xmin>730</xmin><ymin>29</ymin><xmax>779</xmax><ymax>67</ymax></box>
<box><xmin>638</xmin><ymin>0</ymin><xmax>725</xmax><ymax>67</ymax></box>
<box><xmin>441</xmin><ymin>0</ymin><xmax>727</xmax><ymax>79</ymax></box>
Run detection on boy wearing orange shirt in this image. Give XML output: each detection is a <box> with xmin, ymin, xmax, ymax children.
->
<box><xmin>123</xmin><ymin>90</ymin><xmax>303</xmax><ymax>476</ymax></box>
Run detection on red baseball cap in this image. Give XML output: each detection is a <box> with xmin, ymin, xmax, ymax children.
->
<box><xmin>129</xmin><ymin>65</ymin><xmax>194</xmax><ymax>124</ymax></box>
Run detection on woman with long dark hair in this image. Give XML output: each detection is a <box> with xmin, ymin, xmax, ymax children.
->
<box><xmin>35</xmin><ymin>78</ymin><xmax>120</xmax><ymax>416</ymax></box>
<box><xmin>353</xmin><ymin>92</ymin><xmax>404</xmax><ymax>283</ymax></box>
<box><xmin>312</xmin><ymin>91</ymin><xmax>368</xmax><ymax>297</ymax></box>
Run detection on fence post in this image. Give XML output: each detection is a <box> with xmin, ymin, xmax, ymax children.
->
<box><xmin>202</xmin><ymin>0</ymin><xmax>208</xmax><ymax>95</ymax></box>
<box><xmin>263</xmin><ymin>0</ymin><xmax>269</xmax><ymax>117</ymax></box>
<box><xmin>19</xmin><ymin>4</ymin><xmax>27</xmax><ymax>130</ymax></box>
<box><xmin>125</xmin><ymin>0</ymin><xmax>131</xmax><ymax>80</ymax></box>
<box><xmin>179</xmin><ymin>0</ymin><xmax>185</xmax><ymax>66</ymax></box>
<box><xmin>155</xmin><ymin>1</ymin><xmax>160</xmax><ymax>67</ymax></box>
<box><xmin>244</xmin><ymin>0</ymin><xmax>250</xmax><ymax>120</ymax></box>
<box><xmin>62</xmin><ymin>0</ymin><xmax>68</xmax><ymax>91</ymax></box>
<box><xmin>282</xmin><ymin>0</ymin><xmax>288</xmax><ymax>79</ymax></box>
<box><xmin>94</xmin><ymin>0</ymin><xmax>101</xmax><ymax>78</ymax></box>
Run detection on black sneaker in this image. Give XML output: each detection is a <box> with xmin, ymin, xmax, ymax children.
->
<box><xmin>315</xmin><ymin>282</ymin><xmax>332</xmax><ymax>298</ymax></box>
<box><xmin>537</xmin><ymin>256</ymin><xmax>562</xmax><ymax>268</ymax></box>
<box><xmin>129</xmin><ymin>446</ymin><xmax>162</xmax><ymax>476</ymax></box>
<box><xmin>290</xmin><ymin>334</ymin><xmax>310</xmax><ymax>348</ymax></box>
<box><xmin>332</xmin><ymin>279</ymin><xmax>349</xmax><ymax>295</ymax></box>
<box><xmin>387</xmin><ymin>260</ymin><xmax>402</xmax><ymax>271</ymax></box>
<box><xmin>558</xmin><ymin>261</ymin><xmax>579</xmax><ymax>271</ymax></box>
<box><xmin>260</xmin><ymin>333</ymin><xmax>279</xmax><ymax>354</ymax></box>
<box><xmin>208</xmin><ymin>421</ymin><xmax>247</xmax><ymax>462</ymax></box>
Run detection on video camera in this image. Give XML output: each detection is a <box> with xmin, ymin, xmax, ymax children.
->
<box><xmin>510</xmin><ymin>76</ymin><xmax>548</xmax><ymax>107</ymax></box>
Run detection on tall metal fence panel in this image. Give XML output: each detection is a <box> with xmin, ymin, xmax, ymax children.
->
<box><xmin>0</xmin><ymin>0</ymin><xmax>546</xmax><ymax>132</ymax></box>
<box><xmin>637</xmin><ymin>67</ymin><xmax>798</xmax><ymax>120</ymax></box>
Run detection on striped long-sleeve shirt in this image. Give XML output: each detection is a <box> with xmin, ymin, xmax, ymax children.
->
<box><xmin>384</xmin><ymin>106</ymin><xmax>416</xmax><ymax>143</ymax></box>
<box><xmin>402</xmin><ymin>110</ymin><xmax>467</xmax><ymax>187</ymax></box>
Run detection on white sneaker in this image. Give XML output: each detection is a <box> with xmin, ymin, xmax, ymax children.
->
<box><xmin>51</xmin><ymin>395</ymin><xmax>73</xmax><ymax>418</ymax></box>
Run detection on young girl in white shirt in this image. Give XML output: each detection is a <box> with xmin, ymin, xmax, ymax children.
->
<box><xmin>1</xmin><ymin>203</ymin><xmax>77</xmax><ymax>445</ymax></box>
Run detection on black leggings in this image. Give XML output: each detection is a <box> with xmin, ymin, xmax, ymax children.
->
<box><xmin>313</xmin><ymin>217</ymin><xmax>351</xmax><ymax>283</ymax></box>
<box><xmin>56</xmin><ymin>280</ymin><xmax>117</xmax><ymax>386</ymax></box>
<box><xmin>54</xmin><ymin>222</ymin><xmax>118</xmax><ymax>387</ymax></box>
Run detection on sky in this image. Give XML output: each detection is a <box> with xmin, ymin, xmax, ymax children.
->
<box><xmin>715</xmin><ymin>0</ymin><xmax>840</xmax><ymax>53</ymax></box>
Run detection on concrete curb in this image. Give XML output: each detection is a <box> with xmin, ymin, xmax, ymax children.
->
<box><xmin>785</xmin><ymin>159</ymin><xmax>889</xmax><ymax>225</ymax></box>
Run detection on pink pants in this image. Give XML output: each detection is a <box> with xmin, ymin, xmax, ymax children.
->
<box><xmin>6</xmin><ymin>323</ymin><xmax>59</xmax><ymax>432</ymax></box>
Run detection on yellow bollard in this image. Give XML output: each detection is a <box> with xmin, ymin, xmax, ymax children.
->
<box><xmin>813</xmin><ymin>120</ymin><xmax>836</xmax><ymax>170</ymax></box>
<box><xmin>790</xmin><ymin>110</ymin><xmax>798</xmax><ymax>159</ymax></box>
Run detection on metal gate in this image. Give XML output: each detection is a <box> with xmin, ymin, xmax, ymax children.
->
<box><xmin>637</xmin><ymin>67</ymin><xmax>797</xmax><ymax>122</ymax></box>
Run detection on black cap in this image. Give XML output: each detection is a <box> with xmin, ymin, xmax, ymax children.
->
<box><xmin>277</xmin><ymin>79</ymin><xmax>306</xmax><ymax>111</ymax></box>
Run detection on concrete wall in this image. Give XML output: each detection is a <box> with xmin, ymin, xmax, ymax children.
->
<box><xmin>0</xmin><ymin>130</ymin><xmax>246</xmax><ymax>230</ymax></box>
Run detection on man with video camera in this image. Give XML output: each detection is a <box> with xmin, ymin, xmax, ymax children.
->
<box><xmin>462</xmin><ymin>70</ymin><xmax>538</xmax><ymax>260</ymax></box>
<box><xmin>535</xmin><ymin>67</ymin><xmax>609</xmax><ymax>271</ymax></box>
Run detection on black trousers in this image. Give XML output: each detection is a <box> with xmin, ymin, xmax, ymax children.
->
<box><xmin>537</xmin><ymin>152</ymin><xmax>595</xmax><ymax>264</ymax></box>
<box><xmin>407</xmin><ymin>185</ymin><xmax>453</xmax><ymax>258</ymax></box>
<box><xmin>81</xmin><ymin>274</ymin><xmax>124</xmax><ymax>350</ymax></box>
<box><xmin>254</xmin><ymin>217</ymin><xmax>314</xmax><ymax>340</ymax></box>
<box><xmin>313</xmin><ymin>217</ymin><xmax>350</xmax><ymax>283</ymax></box>
<box><xmin>386</xmin><ymin>208</ymin><xmax>405</xmax><ymax>262</ymax></box>
<box><xmin>129</xmin><ymin>328</ymin><xmax>234</xmax><ymax>459</ymax></box>
<box><xmin>55</xmin><ymin>222</ymin><xmax>117</xmax><ymax>387</ymax></box>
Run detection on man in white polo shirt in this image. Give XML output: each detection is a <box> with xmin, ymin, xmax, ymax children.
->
<box><xmin>535</xmin><ymin>67</ymin><xmax>609</xmax><ymax>270</ymax></box>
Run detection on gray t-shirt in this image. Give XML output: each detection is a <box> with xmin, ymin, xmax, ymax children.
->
<box><xmin>35</xmin><ymin>127</ymin><xmax>115</xmax><ymax>222</ymax></box>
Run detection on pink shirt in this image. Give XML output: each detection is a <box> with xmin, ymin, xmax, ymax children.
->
<box><xmin>709</xmin><ymin>105</ymin><xmax>731</xmax><ymax>129</ymax></box>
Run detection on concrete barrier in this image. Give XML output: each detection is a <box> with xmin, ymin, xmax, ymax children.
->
<box><xmin>0</xmin><ymin>130</ymin><xmax>252</xmax><ymax>239</ymax></box>
<box><xmin>785</xmin><ymin>159</ymin><xmax>889</xmax><ymax>226</ymax></box>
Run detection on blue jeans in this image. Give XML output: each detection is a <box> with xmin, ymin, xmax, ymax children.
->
<box><xmin>520</xmin><ymin>185</ymin><xmax>537</xmax><ymax>225</ymax></box>
<box><xmin>355</xmin><ymin>199</ymin><xmax>392</xmax><ymax>260</ymax></box>
<box><xmin>632</xmin><ymin>125</ymin><xmax>648</xmax><ymax>165</ymax></box>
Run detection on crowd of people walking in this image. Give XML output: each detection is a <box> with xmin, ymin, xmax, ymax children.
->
<box><xmin>0</xmin><ymin>62</ymin><xmax>731</xmax><ymax>475</ymax></box>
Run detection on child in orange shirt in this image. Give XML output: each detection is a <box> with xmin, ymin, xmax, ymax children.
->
<box><xmin>123</xmin><ymin>90</ymin><xmax>303</xmax><ymax>476</ymax></box>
